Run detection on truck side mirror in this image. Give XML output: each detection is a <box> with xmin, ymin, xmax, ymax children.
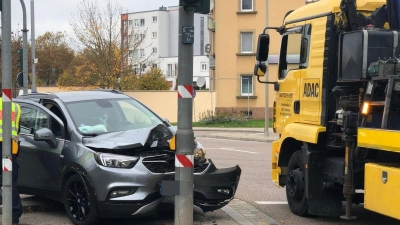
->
<box><xmin>256</xmin><ymin>34</ymin><xmax>270</xmax><ymax>61</ymax></box>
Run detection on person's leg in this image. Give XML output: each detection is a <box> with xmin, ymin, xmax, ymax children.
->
<box><xmin>12</xmin><ymin>155</ymin><xmax>22</xmax><ymax>224</ymax></box>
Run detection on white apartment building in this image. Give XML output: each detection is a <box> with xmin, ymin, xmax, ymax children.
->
<box><xmin>121</xmin><ymin>6</ymin><xmax>210</xmax><ymax>90</ymax></box>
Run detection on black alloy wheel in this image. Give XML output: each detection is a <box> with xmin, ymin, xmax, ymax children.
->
<box><xmin>63</xmin><ymin>174</ymin><xmax>99</xmax><ymax>225</ymax></box>
<box><xmin>286</xmin><ymin>150</ymin><xmax>309</xmax><ymax>216</ymax></box>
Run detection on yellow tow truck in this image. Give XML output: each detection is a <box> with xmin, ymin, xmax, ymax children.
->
<box><xmin>254</xmin><ymin>0</ymin><xmax>400</xmax><ymax>220</ymax></box>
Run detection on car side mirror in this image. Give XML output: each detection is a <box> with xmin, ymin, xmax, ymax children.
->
<box><xmin>161</xmin><ymin>117</ymin><xmax>171</xmax><ymax>126</ymax></box>
<box><xmin>34</xmin><ymin>128</ymin><xmax>57</xmax><ymax>148</ymax></box>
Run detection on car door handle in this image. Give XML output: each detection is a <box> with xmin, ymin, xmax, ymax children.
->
<box><xmin>294</xmin><ymin>100</ymin><xmax>300</xmax><ymax>114</ymax></box>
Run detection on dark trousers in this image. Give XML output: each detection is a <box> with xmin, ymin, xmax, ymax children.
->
<box><xmin>0</xmin><ymin>143</ymin><xmax>23</xmax><ymax>224</ymax></box>
<box><xmin>12</xmin><ymin>155</ymin><xmax>23</xmax><ymax>224</ymax></box>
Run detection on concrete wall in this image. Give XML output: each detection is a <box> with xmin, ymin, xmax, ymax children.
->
<box><xmin>36</xmin><ymin>87</ymin><xmax>216</xmax><ymax>123</ymax></box>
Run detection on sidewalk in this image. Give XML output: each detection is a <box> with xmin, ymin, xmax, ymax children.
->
<box><xmin>193</xmin><ymin>127</ymin><xmax>279</xmax><ymax>143</ymax></box>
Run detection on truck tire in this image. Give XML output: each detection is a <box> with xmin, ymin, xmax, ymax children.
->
<box><xmin>286</xmin><ymin>150</ymin><xmax>309</xmax><ymax>216</ymax></box>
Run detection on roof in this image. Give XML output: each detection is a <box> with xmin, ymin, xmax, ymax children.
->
<box><xmin>17</xmin><ymin>90</ymin><xmax>130</xmax><ymax>103</ymax></box>
<box><xmin>285</xmin><ymin>0</ymin><xmax>386</xmax><ymax>24</ymax></box>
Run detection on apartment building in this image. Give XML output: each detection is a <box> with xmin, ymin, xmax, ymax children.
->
<box><xmin>121</xmin><ymin>6</ymin><xmax>210</xmax><ymax>90</ymax></box>
<box><xmin>209</xmin><ymin>0</ymin><xmax>305</xmax><ymax>119</ymax></box>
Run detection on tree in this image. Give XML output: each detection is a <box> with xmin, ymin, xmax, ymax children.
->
<box><xmin>35</xmin><ymin>31</ymin><xmax>75</xmax><ymax>86</ymax></box>
<box><xmin>59</xmin><ymin>0</ymin><xmax>156</xmax><ymax>90</ymax></box>
<box><xmin>134</xmin><ymin>67</ymin><xmax>170</xmax><ymax>90</ymax></box>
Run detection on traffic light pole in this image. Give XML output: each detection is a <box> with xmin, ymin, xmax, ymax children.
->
<box><xmin>20</xmin><ymin>0</ymin><xmax>29</xmax><ymax>94</ymax></box>
<box><xmin>2</xmin><ymin>0</ymin><xmax>14</xmax><ymax>224</ymax></box>
<box><xmin>175</xmin><ymin>6</ymin><xmax>195</xmax><ymax>225</ymax></box>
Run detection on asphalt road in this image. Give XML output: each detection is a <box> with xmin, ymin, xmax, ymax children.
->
<box><xmin>3</xmin><ymin>135</ymin><xmax>400</xmax><ymax>225</ymax></box>
<box><xmin>197</xmin><ymin>136</ymin><xmax>400</xmax><ymax>225</ymax></box>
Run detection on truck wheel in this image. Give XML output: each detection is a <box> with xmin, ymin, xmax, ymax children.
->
<box><xmin>286</xmin><ymin>150</ymin><xmax>309</xmax><ymax>216</ymax></box>
<box><xmin>63</xmin><ymin>174</ymin><xmax>100</xmax><ymax>225</ymax></box>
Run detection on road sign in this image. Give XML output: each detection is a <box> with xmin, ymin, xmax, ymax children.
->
<box><xmin>17</xmin><ymin>72</ymin><xmax>30</xmax><ymax>87</ymax></box>
<box><xmin>182</xmin><ymin>26</ymin><xmax>194</xmax><ymax>44</ymax></box>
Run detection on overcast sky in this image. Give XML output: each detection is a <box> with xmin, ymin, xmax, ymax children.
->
<box><xmin>11</xmin><ymin>0</ymin><xmax>178</xmax><ymax>39</ymax></box>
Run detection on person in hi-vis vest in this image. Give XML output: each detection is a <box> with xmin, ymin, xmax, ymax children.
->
<box><xmin>0</xmin><ymin>98</ymin><xmax>22</xmax><ymax>225</ymax></box>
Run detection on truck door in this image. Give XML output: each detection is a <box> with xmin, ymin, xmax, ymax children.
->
<box><xmin>274</xmin><ymin>25</ymin><xmax>305</xmax><ymax>133</ymax></box>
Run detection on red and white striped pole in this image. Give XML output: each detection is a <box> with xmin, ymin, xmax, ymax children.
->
<box><xmin>175</xmin><ymin>6</ymin><xmax>195</xmax><ymax>225</ymax></box>
<box><xmin>2</xmin><ymin>0</ymin><xmax>15</xmax><ymax>223</ymax></box>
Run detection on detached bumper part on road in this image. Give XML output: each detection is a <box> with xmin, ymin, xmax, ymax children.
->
<box><xmin>193</xmin><ymin>159</ymin><xmax>241</xmax><ymax>212</ymax></box>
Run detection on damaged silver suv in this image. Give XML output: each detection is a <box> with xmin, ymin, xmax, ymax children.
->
<box><xmin>15</xmin><ymin>90</ymin><xmax>241</xmax><ymax>225</ymax></box>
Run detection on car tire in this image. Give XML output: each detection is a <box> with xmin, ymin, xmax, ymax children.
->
<box><xmin>286</xmin><ymin>150</ymin><xmax>309</xmax><ymax>217</ymax></box>
<box><xmin>63</xmin><ymin>174</ymin><xmax>100</xmax><ymax>225</ymax></box>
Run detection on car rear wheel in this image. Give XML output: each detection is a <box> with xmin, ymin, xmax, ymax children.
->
<box><xmin>63</xmin><ymin>174</ymin><xmax>100</xmax><ymax>225</ymax></box>
<box><xmin>286</xmin><ymin>150</ymin><xmax>309</xmax><ymax>216</ymax></box>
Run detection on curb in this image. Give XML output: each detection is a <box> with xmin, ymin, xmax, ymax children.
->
<box><xmin>195</xmin><ymin>134</ymin><xmax>278</xmax><ymax>143</ymax></box>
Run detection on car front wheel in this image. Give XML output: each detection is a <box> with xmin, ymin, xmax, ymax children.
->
<box><xmin>63</xmin><ymin>174</ymin><xmax>100</xmax><ymax>225</ymax></box>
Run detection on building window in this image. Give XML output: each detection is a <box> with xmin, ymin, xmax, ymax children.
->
<box><xmin>140</xmin><ymin>19</ymin><xmax>145</xmax><ymax>26</ymax></box>
<box><xmin>128</xmin><ymin>20</ymin><xmax>133</xmax><ymax>26</ymax></box>
<box><xmin>167</xmin><ymin>64</ymin><xmax>173</xmax><ymax>77</ymax></box>
<box><xmin>153</xmin><ymin>16</ymin><xmax>158</xmax><ymax>22</ymax></box>
<box><xmin>241</xmin><ymin>0</ymin><xmax>253</xmax><ymax>11</ymax></box>
<box><xmin>134</xmin><ymin>19</ymin><xmax>139</xmax><ymax>27</ymax></box>
<box><xmin>140</xmin><ymin>49</ymin><xmax>145</xmax><ymax>57</ymax></box>
<box><xmin>241</xmin><ymin>75</ymin><xmax>253</xmax><ymax>96</ymax></box>
<box><xmin>241</xmin><ymin>32</ymin><xmax>253</xmax><ymax>53</ymax></box>
<box><xmin>152</xmin><ymin>47</ymin><xmax>157</xmax><ymax>54</ymax></box>
<box><xmin>152</xmin><ymin>63</ymin><xmax>157</xmax><ymax>68</ymax></box>
<box><xmin>201</xmin><ymin>63</ymin><xmax>207</xmax><ymax>71</ymax></box>
<box><xmin>152</xmin><ymin>32</ymin><xmax>157</xmax><ymax>38</ymax></box>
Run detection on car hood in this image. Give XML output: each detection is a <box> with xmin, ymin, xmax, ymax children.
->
<box><xmin>82</xmin><ymin>124</ymin><xmax>175</xmax><ymax>150</ymax></box>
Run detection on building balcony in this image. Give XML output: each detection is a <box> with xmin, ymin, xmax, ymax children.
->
<box><xmin>209</xmin><ymin>55</ymin><xmax>215</xmax><ymax>70</ymax></box>
<box><xmin>208</xmin><ymin>17</ymin><xmax>215</xmax><ymax>31</ymax></box>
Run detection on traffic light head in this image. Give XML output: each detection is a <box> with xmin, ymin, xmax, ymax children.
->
<box><xmin>180</xmin><ymin>0</ymin><xmax>201</xmax><ymax>11</ymax></box>
<box><xmin>18</xmin><ymin>49</ymin><xmax>23</xmax><ymax>71</ymax></box>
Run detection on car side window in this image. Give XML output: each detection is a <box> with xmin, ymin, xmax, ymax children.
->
<box><xmin>20</xmin><ymin>106</ymin><xmax>49</xmax><ymax>134</ymax></box>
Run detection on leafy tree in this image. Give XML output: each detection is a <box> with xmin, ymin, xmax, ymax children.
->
<box><xmin>35</xmin><ymin>31</ymin><xmax>75</xmax><ymax>86</ymax></box>
<box><xmin>134</xmin><ymin>67</ymin><xmax>170</xmax><ymax>90</ymax></box>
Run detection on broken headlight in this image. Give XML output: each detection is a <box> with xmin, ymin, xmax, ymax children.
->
<box><xmin>194</xmin><ymin>141</ymin><xmax>206</xmax><ymax>161</ymax></box>
<box><xmin>95</xmin><ymin>153</ymin><xmax>139</xmax><ymax>169</ymax></box>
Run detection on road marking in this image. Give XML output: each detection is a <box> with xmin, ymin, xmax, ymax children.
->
<box><xmin>207</xmin><ymin>148</ymin><xmax>259</xmax><ymax>154</ymax></box>
<box><xmin>249</xmin><ymin>133</ymin><xmax>265</xmax><ymax>136</ymax></box>
<box><xmin>255</xmin><ymin>201</ymin><xmax>288</xmax><ymax>205</ymax></box>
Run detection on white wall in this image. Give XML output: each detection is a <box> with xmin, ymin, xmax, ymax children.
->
<box><xmin>160</xmin><ymin>56</ymin><xmax>210</xmax><ymax>90</ymax></box>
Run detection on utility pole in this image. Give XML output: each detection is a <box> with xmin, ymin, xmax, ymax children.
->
<box><xmin>31</xmin><ymin>0</ymin><xmax>37</xmax><ymax>93</ymax></box>
<box><xmin>264</xmin><ymin>0</ymin><xmax>270</xmax><ymax>137</ymax></box>
<box><xmin>2</xmin><ymin>0</ymin><xmax>14</xmax><ymax>224</ymax></box>
<box><xmin>176</xmin><ymin>5</ymin><xmax>195</xmax><ymax>225</ymax></box>
<box><xmin>20</xmin><ymin>0</ymin><xmax>29</xmax><ymax>94</ymax></box>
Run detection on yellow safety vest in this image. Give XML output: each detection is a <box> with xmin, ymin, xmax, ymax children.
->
<box><xmin>0</xmin><ymin>97</ymin><xmax>21</xmax><ymax>154</ymax></box>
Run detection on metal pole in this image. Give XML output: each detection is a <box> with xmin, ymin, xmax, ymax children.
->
<box><xmin>175</xmin><ymin>6</ymin><xmax>194</xmax><ymax>225</ymax></box>
<box><xmin>31</xmin><ymin>0</ymin><xmax>37</xmax><ymax>92</ymax></box>
<box><xmin>20</xmin><ymin>0</ymin><xmax>29</xmax><ymax>94</ymax></box>
<box><xmin>264</xmin><ymin>0</ymin><xmax>269</xmax><ymax>136</ymax></box>
<box><xmin>2</xmin><ymin>0</ymin><xmax>14</xmax><ymax>224</ymax></box>
<box><xmin>247</xmin><ymin>78</ymin><xmax>250</xmax><ymax>117</ymax></box>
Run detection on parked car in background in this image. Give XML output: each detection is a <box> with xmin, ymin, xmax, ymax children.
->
<box><xmin>14</xmin><ymin>90</ymin><xmax>241</xmax><ymax>225</ymax></box>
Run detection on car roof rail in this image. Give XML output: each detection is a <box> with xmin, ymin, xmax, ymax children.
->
<box><xmin>88</xmin><ymin>89</ymin><xmax>123</xmax><ymax>94</ymax></box>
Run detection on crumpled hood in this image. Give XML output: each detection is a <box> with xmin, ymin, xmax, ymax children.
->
<box><xmin>82</xmin><ymin>124</ymin><xmax>175</xmax><ymax>150</ymax></box>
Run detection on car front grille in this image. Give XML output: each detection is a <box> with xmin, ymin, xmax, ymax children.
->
<box><xmin>142</xmin><ymin>154</ymin><xmax>209</xmax><ymax>174</ymax></box>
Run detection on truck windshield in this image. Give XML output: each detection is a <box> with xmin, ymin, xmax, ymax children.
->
<box><xmin>65</xmin><ymin>98</ymin><xmax>164</xmax><ymax>135</ymax></box>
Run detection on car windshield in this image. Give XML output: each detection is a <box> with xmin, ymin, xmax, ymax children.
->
<box><xmin>65</xmin><ymin>98</ymin><xmax>164</xmax><ymax>135</ymax></box>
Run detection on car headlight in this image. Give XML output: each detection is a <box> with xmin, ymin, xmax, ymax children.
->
<box><xmin>94</xmin><ymin>153</ymin><xmax>139</xmax><ymax>169</ymax></box>
<box><xmin>194</xmin><ymin>141</ymin><xmax>206</xmax><ymax>160</ymax></box>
